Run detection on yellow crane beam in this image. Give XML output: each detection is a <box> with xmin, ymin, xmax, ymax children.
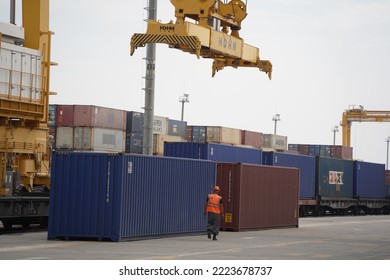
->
<box><xmin>340</xmin><ymin>106</ymin><xmax>390</xmax><ymax>146</ymax></box>
<box><xmin>130</xmin><ymin>0</ymin><xmax>272</xmax><ymax>78</ymax></box>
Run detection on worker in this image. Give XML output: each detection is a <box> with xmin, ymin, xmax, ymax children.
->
<box><xmin>204</xmin><ymin>185</ymin><xmax>224</xmax><ymax>241</ymax></box>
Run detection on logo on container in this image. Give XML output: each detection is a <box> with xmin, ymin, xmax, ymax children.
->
<box><xmin>329</xmin><ymin>171</ymin><xmax>343</xmax><ymax>185</ymax></box>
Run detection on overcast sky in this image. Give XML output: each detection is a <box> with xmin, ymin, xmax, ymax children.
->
<box><xmin>1</xmin><ymin>0</ymin><xmax>390</xmax><ymax>165</ymax></box>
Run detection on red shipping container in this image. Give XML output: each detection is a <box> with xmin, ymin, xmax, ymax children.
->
<box><xmin>298</xmin><ymin>144</ymin><xmax>310</xmax><ymax>155</ymax></box>
<box><xmin>56</xmin><ymin>105</ymin><xmax>74</xmax><ymax>126</ymax></box>
<box><xmin>73</xmin><ymin>105</ymin><xmax>126</xmax><ymax>130</ymax></box>
<box><xmin>385</xmin><ymin>170</ymin><xmax>390</xmax><ymax>186</ymax></box>
<box><xmin>217</xmin><ymin>163</ymin><xmax>299</xmax><ymax>231</ymax></box>
<box><xmin>330</xmin><ymin>145</ymin><xmax>353</xmax><ymax>160</ymax></box>
<box><xmin>241</xmin><ymin>130</ymin><xmax>263</xmax><ymax>148</ymax></box>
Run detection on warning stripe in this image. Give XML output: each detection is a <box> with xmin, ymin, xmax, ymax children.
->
<box><xmin>131</xmin><ymin>34</ymin><xmax>200</xmax><ymax>51</ymax></box>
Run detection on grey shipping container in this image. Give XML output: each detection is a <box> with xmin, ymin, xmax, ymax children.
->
<box><xmin>48</xmin><ymin>152</ymin><xmax>216</xmax><ymax>241</ymax></box>
<box><xmin>125</xmin><ymin>132</ymin><xmax>143</xmax><ymax>154</ymax></box>
<box><xmin>217</xmin><ymin>163</ymin><xmax>299</xmax><ymax>231</ymax></box>
<box><xmin>316</xmin><ymin>157</ymin><xmax>354</xmax><ymax>198</ymax></box>
<box><xmin>168</xmin><ymin>119</ymin><xmax>187</xmax><ymax>138</ymax></box>
<box><xmin>73</xmin><ymin>127</ymin><xmax>125</xmax><ymax>152</ymax></box>
<box><xmin>192</xmin><ymin>126</ymin><xmax>207</xmax><ymax>143</ymax></box>
<box><xmin>126</xmin><ymin>111</ymin><xmax>144</xmax><ymax>133</ymax></box>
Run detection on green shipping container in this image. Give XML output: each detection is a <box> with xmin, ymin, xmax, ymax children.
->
<box><xmin>316</xmin><ymin>157</ymin><xmax>354</xmax><ymax>198</ymax></box>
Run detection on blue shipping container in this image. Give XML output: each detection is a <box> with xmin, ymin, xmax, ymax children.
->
<box><xmin>353</xmin><ymin>161</ymin><xmax>386</xmax><ymax>198</ymax></box>
<box><xmin>263</xmin><ymin>152</ymin><xmax>316</xmax><ymax>199</ymax></box>
<box><xmin>316</xmin><ymin>157</ymin><xmax>354</xmax><ymax>198</ymax></box>
<box><xmin>48</xmin><ymin>152</ymin><xmax>216</xmax><ymax>241</ymax></box>
<box><xmin>164</xmin><ymin>142</ymin><xmax>262</xmax><ymax>165</ymax></box>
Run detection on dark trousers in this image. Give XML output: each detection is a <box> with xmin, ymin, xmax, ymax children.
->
<box><xmin>207</xmin><ymin>212</ymin><xmax>221</xmax><ymax>235</ymax></box>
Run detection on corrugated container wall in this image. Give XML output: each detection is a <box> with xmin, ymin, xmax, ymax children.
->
<box><xmin>316</xmin><ymin>157</ymin><xmax>354</xmax><ymax>198</ymax></box>
<box><xmin>73</xmin><ymin>127</ymin><xmax>125</xmax><ymax>152</ymax></box>
<box><xmin>263</xmin><ymin>152</ymin><xmax>316</xmax><ymax>199</ymax></box>
<box><xmin>353</xmin><ymin>161</ymin><xmax>386</xmax><ymax>198</ymax></box>
<box><xmin>48</xmin><ymin>152</ymin><xmax>216</xmax><ymax>241</ymax></box>
<box><xmin>126</xmin><ymin>111</ymin><xmax>144</xmax><ymax>133</ymax></box>
<box><xmin>164</xmin><ymin>142</ymin><xmax>262</xmax><ymax>165</ymax></box>
<box><xmin>330</xmin><ymin>145</ymin><xmax>353</xmax><ymax>160</ymax></box>
<box><xmin>263</xmin><ymin>134</ymin><xmax>288</xmax><ymax>150</ymax></box>
<box><xmin>217</xmin><ymin>163</ymin><xmax>299</xmax><ymax>231</ymax></box>
<box><xmin>192</xmin><ymin>126</ymin><xmax>207</xmax><ymax>143</ymax></box>
<box><xmin>241</xmin><ymin>130</ymin><xmax>263</xmax><ymax>148</ymax></box>
<box><xmin>153</xmin><ymin>134</ymin><xmax>185</xmax><ymax>156</ymax></box>
<box><xmin>55</xmin><ymin>127</ymin><xmax>74</xmax><ymax>149</ymax></box>
<box><xmin>125</xmin><ymin>132</ymin><xmax>143</xmax><ymax>154</ymax></box>
<box><xmin>386</xmin><ymin>170</ymin><xmax>390</xmax><ymax>198</ymax></box>
<box><xmin>206</xmin><ymin>126</ymin><xmax>241</xmax><ymax>145</ymax></box>
<box><xmin>153</xmin><ymin>116</ymin><xmax>168</xmax><ymax>135</ymax></box>
<box><xmin>73</xmin><ymin>105</ymin><xmax>126</xmax><ymax>131</ymax></box>
<box><xmin>168</xmin><ymin>119</ymin><xmax>187</xmax><ymax>138</ymax></box>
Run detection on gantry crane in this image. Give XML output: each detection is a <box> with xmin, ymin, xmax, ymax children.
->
<box><xmin>130</xmin><ymin>0</ymin><xmax>272</xmax><ymax>78</ymax></box>
<box><xmin>340</xmin><ymin>106</ymin><xmax>390</xmax><ymax>146</ymax></box>
<box><xmin>0</xmin><ymin>0</ymin><xmax>55</xmax><ymax>229</ymax></box>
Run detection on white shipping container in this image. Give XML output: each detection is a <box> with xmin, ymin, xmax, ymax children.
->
<box><xmin>0</xmin><ymin>42</ymin><xmax>41</xmax><ymax>100</ymax></box>
<box><xmin>263</xmin><ymin>134</ymin><xmax>288</xmax><ymax>150</ymax></box>
<box><xmin>206</xmin><ymin>126</ymin><xmax>241</xmax><ymax>145</ymax></box>
<box><xmin>73</xmin><ymin>127</ymin><xmax>125</xmax><ymax>152</ymax></box>
<box><xmin>55</xmin><ymin>127</ymin><xmax>74</xmax><ymax>149</ymax></box>
<box><xmin>153</xmin><ymin>134</ymin><xmax>185</xmax><ymax>155</ymax></box>
<box><xmin>153</xmin><ymin>116</ymin><xmax>168</xmax><ymax>135</ymax></box>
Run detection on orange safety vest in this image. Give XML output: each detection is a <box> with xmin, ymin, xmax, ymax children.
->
<box><xmin>206</xmin><ymin>194</ymin><xmax>222</xmax><ymax>214</ymax></box>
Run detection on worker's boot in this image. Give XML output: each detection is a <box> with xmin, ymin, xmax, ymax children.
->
<box><xmin>207</xmin><ymin>231</ymin><xmax>211</xmax><ymax>239</ymax></box>
<box><xmin>213</xmin><ymin>234</ymin><xmax>217</xmax><ymax>241</ymax></box>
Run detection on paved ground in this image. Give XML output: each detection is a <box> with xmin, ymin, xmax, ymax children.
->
<box><xmin>1</xmin><ymin>215</ymin><xmax>390</xmax><ymax>260</ymax></box>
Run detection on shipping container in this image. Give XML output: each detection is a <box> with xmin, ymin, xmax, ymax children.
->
<box><xmin>126</xmin><ymin>111</ymin><xmax>144</xmax><ymax>133</ymax></box>
<box><xmin>153</xmin><ymin>115</ymin><xmax>168</xmax><ymax>135</ymax></box>
<box><xmin>153</xmin><ymin>134</ymin><xmax>185</xmax><ymax>156</ymax></box>
<box><xmin>73</xmin><ymin>127</ymin><xmax>125</xmax><ymax>152</ymax></box>
<box><xmin>192</xmin><ymin>126</ymin><xmax>207</xmax><ymax>143</ymax></box>
<box><xmin>55</xmin><ymin>127</ymin><xmax>74</xmax><ymax>149</ymax></box>
<box><xmin>48</xmin><ymin>152</ymin><xmax>216</xmax><ymax>241</ymax></box>
<box><xmin>125</xmin><ymin>132</ymin><xmax>143</xmax><ymax>154</ymax></box>
<box><xmin>48</xmin><ymin>105</ymin><xmax>56</xmax><ymax>127</ymax></box>
<box><xmin>73</xmin><ymin>105</ymin><xmax>126</xmax><ymax>130</ymax></box>
<box><xmin>55</xmin><ymin>104</ymin><xmax>74</xmax><ymax>127</ymax></box>
<box><xmin>263</xmin><ymin>134</ymin><xmax>288</xmax><ymax>150</ymax></box>
<box><xmin>263</xmin><ymin>152</ymin><xmax>316</xmax><ymax>199</ymax></box>
<box><xmin>386</xmin><ymin>170</ymin><xmax>390</xmax><ymax>187</ymax></box>
<box><xmin>353</xmin><ymin>161</ymin><xmax>386</xmax><ymax>198</ymax></box>
<box><xmin>241</xmin><ymin>130</ymin><xmax>263</xmax><ymax>148</ymax></box>
<box><xmin>168</xmin><ymin>119</ymin><xmax>187</xmax><ymax>138</ymax></box>
<box><xmin>288</xmin><ymin>144</ymin><xmax>299</xmax><ymax>152</ymax></box>
<box><xmin>316</xmin><ymin>157</ymin><xmax>354</xmax><ymax>198</ymax></box>
<box><xmin>185</xmin><ymin>125</ymin><xmax>193</xmax><ymax>142</ymax></box>
<box><xmin>217</xmin><ymin>163</ymin><xmax>299</xmax><ymax>231</ymax></box>
<box><xmin>206</xmin><ymin>126</ymin><xmax>241</xmax><ymax>145</ymax></box>
<box><xmin>320</xmin><ymin>145</ymin><xmax>331</xmax><ymax>157</ymax></box>
<box><xmin>330</xmin><ymin>145</ymin><xmax>353</xmax><ymax>160</ymax></box>
<box><xmin>298</xmin><ymin>144</ymin><xmax>310</xmax><ymax>155</ymax></box>
<box><xmin>164</xmin><ymin>142</ymin><xmax>262</xmax><ymax>164</ymax></box>
<box><xmin>309</xmin><ymin>145</ymin><xmax>320</xmax><ymax>156</ymax></box>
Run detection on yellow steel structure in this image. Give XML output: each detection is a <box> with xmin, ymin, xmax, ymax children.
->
<box><xmin>0</xmin><ymin>0</ymin><xmax>55</xmax><ymax>195</ymax></box>
<box><xmin>130</xmin><ymin>0</ymin><xmax>272</xmax><ymax>78</ymax></box>
<box><xmin>341</xmin><ymin>106</ymin><xmax>390</xmax><ymax>147</ymax></box>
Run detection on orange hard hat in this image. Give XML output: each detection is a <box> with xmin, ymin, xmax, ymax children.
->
<box><xmin>213</xmin><ymin>186</ymin><xmax>220</xmax><ymax>191</ymax></box>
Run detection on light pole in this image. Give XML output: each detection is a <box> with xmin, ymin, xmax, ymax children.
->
<box><xmin>272</xmin><ymin>114</ymin><xmax>281</xmax><ymax>135</ymax></box>
<box><xmin>179</xmin><ymin>93</ymin><xmax>189</xmax><ymax>121</ymax></box>
<box><xmin>386</xmin><ymin>137</ymin><xmax>390</xmax><ymax>170</ymax></box>
<box><xmin>331</xmin><ymin>126</ymin><xmax>339</xmax><ymax>146</ymax></box>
